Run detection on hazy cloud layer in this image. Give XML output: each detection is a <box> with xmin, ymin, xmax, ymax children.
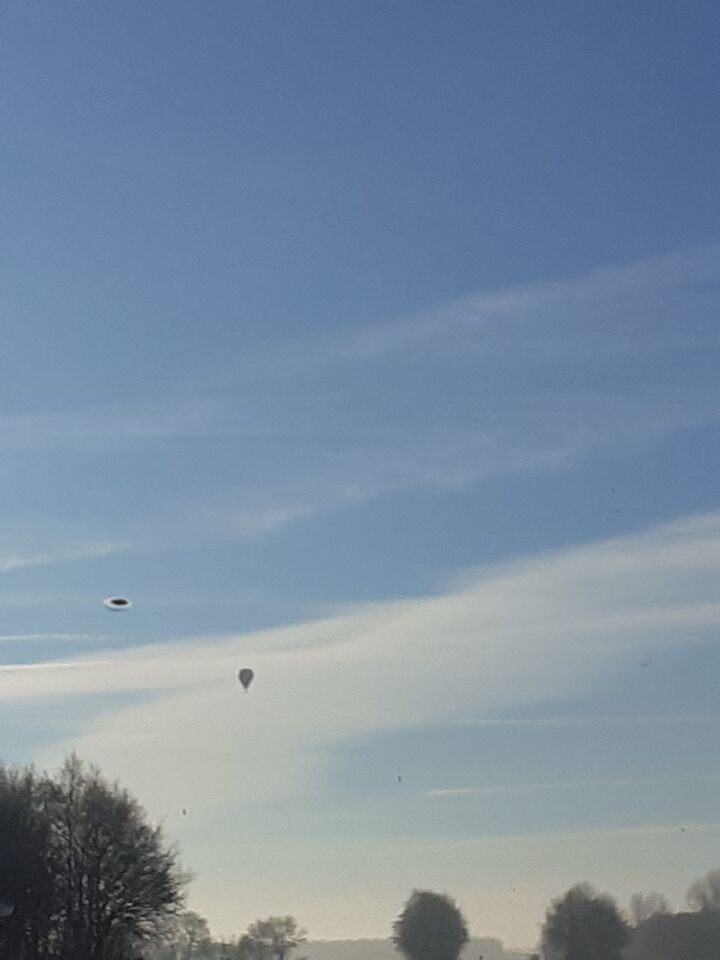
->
<box><xmin>0</xmin><ymin>510</ymin><xmax>713</xmax><ymax>810</ymax></box>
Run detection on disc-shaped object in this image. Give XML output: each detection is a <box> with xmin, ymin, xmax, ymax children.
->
<box><xmin>103</xmin><ymin>597</ymin><xmax>131</xmax><ymax>611</ymax></box>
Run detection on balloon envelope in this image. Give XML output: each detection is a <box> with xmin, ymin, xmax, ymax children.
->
<box><xmin>238</xmin><ymin>668</ymin><xmax>254</xmax><ymax>690</ymax></box>
<box><xmin>103</xmin><ymin>597</ymin><xmax>131</xmax><ymax>610</ymax></box>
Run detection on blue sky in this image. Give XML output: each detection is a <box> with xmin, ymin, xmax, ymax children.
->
<box><xmin>1</xmin><ymin>0</ymin><xmax>719</xmax><ymax>948</ymax></box>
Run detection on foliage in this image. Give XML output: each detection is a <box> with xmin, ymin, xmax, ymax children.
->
<box><xmin>628</xmin><ymin>891</ymin><xmax>670</xmax><ymax>927</ymax></box>
<box><xmin>623</xmin><ymin>909</ymin><xmax>720</xmax><ymax>960</ymax></box>
<box><xmin>542</xmin><ymin>883</ymin><xmax>629</xmax><ymax>960</ymax></box>
<box><xmin>686</xmin><ymin>868</ymin><xmax>720</xmax><ymax>912</ymax></box>
<box><xmin>146</xmin><ymin>910</ymin><xmax>214</xmax><ymax>958</ymax></box>
<box><xmin>392</xmin><ymin>890</ymin><xmax>469</xmax><ymax>960</ymax></box>
<box><xmin>246</xmin><ymin>916</ymin><xmax>307</xmax><ymax>960</ymax></box>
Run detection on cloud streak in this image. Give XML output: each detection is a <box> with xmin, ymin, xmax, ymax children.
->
<box><xmin>0</xmin><ymin>510</ymin><xmax>712</xmax><ymax>809</ymax></box>
<box><xmin>2</xmin><ymin>244</ymin><xmax>719</xmax><ymax>542</ymax></box>
<box><xmin>0</xmin><ymin>397</ymin><xmax>231</xmax><ymax>452</ymax></box>
<box><xmin>0</xmin><ymin>541</ymin><xmax>125</xmax><ymax>573</ymax></box>
<box><xmin>270</xmin><ymin>243</ymin><xmax>720</xmax><ymax>367</ymax></box>
<box><xmin>200</xmin><ymin>243</ymin><xmax>720</xmax><ymax>535</ymax></box>
<box><xmin>0</xmin><ymin>509</ymin><xmax>716</xmax><ymax>943</ymax></box>
<box><xmin>425</xmin><ymin>774</ymin><xmax>720</xmax><ymax>799</ymax></box>
<box><xmin>0</xmin><ymin>633</ymin><xmax>104</xmax><ymax>644</ymax></box>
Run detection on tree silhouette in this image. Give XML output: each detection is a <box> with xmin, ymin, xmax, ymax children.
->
<box><xmin>628</xmin><ymin>891</ymin><xmax>670</xmax><ymax>926</ymax></box>
<box><xmin>0</xmin><ymin>765</ymin><xmax>61</xmax><ymax>959</ymax></box>
<box><xmin>0</xmin><ymin>755</ymin><xmax>185</xmax><ymax>959</ymax></box>
<box><xmin>624</xmin><ymin>909</ymin><xmax>720</xmax><ymax>960</ymax></box>
<box><xmin>178</xmin><ymin>911</ymin><xmax>212</xmax><ymax>958</ymax></box>
<box><xmin>246</xmin><ymin>917</ymin><xmax>307</xmax><ymax>960</ymax></box>
<box><xmin>392</xmin><ymin>890</ymin><xmax>469</xmax><ymax>960</ymax></box>
<box><xmin>543</xmin><ymin>883</ymin><xmax>629</xmax><ymax>960</ymax></box>
<box><xmin>687</xmin><ymin>868</ymin><xmax>720</xmax><ymax>912</ymax></box>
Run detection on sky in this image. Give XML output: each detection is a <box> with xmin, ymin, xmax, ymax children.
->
<box><xmin>1</xmin><ymin>0</ymin><xmax>719</xmax><ymax>949</ymax></box>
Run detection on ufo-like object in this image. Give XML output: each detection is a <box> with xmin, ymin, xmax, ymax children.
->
<box><xmin>103</xmin><ymin>597</ymin><xmax>131</xmax><ymax>610</ymax></box>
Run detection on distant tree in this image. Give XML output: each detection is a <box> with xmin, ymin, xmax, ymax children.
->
<box><xmin>236</xmin><ymin>934</ymin><xmax>261</xmax><ymax>960</ymax></box>
<box><xmin>236</xmin><ymin>933</ymin><xmax>260</xmax><ymax>960</ymax></box>
<box><xmin>392</xmin><ymin>890</ymin><xmax>469</xmax><ymax>960</ymax></box>
<box><xmin>628</xmin><ymin>892</ymin><xmax>670</xmax><ymax>926</ymax></box>
<box><xmin>246</xmin><ymin>917</ymin><xmax>307</xmax><ymax>960</ymax></box>
<box><xmin>178</xmin><ymin>912</ymin><xmax>212</xmax><ymax>958</ymax></box>
<box><xmin>542</xmin><ymin>883</ymin><xmax>629</xmax><ymax>960</ymax></box>
<box><xmin>623</xmin><ymin>909</ymin><xmax>720</xmax><ymax>960</ymax></box>
<box><xmin>148</xmin><ymin>911</ymin><xmax>212</xmax><ymax>959</ymax></box>
<box><xmin>687</xmin><ymin>868</ymin><xmax>720</xmax><ymax>911</ymax></box>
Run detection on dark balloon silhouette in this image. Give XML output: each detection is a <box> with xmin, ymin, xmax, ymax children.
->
<box><xmin>238</xmin><ymin>668</ymin><xmax>254</xmax><ymax>690</ymax></box>
<box><xmin>0</xmin><ymin>902</ymin><xmax>15</xmax><ymax>920</ymax></box>
<box><xmin>103</xmin><ymin>597</ymin><xmax>131</xmax><ymax>610</ymax></box>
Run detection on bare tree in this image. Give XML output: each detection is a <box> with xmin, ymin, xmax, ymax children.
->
<box><xmin>49</xmin><ymin>754</ymin><xmax>186</xmax><ymax>958</ymax></box>
<box><xmin>0</xmin><ymin>755</ymin><xmax>186</xmax><ymax>959</ymax></box>
<box><xmin>0</xmin><ymin>766</ymin><xmax>60</xmax><ymax>959</ymax></box>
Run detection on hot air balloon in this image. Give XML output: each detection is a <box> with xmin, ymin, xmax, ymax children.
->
<box><xmin>0</xmin><ymin>902</ymin><xmax>14</xmax><ymax>920</ymax></box>
<box><xmin>238</xmin><ymin>668</ymin><xmax>254</xmax><ymax>691</ymax></box>
<box><xmin>103</xmin><ymin>597</ymin><xmax>131</xmax><ymax>610</ymax></box>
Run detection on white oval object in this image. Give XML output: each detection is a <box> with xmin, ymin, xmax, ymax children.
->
<box><xmin>103</xmin><ymin>597</ymin><xmax>131</xmax><ymax>610</ymax></box>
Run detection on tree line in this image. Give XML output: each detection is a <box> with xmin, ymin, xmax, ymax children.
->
<box><xmin>543</xmin><ymin>876</ymin><xmax>720</xmax><ymax>960</ymax></box>
<box><xmin>146</xmin><ymin>881</ymin><xmax>720</xmax><ymax>960</ymax></box>
<box><xmin>144</xmin><ymin>914</ymin><xmax>307</xmax><ymax>960</ymax></box>
<box><xmin>2</xmin><ymin>756</ymin><xmax>720</xmax><ymax>959</ymax></box>
<box><xmin>391</xmin><ymin>882</ymin><xmax>720</xmax><ymax>960</ymax></box>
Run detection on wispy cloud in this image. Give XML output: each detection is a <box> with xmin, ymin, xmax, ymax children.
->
<box><xmin>3</xmin><ymin>245</ymin><xmax>719</xmax><ymax>541</ymax></box>
<box><xmin>0</xmin><ymin>541</ymin><xmax>125</xmax><ymax>573</ymax></box>
<box><xmin>271</xmin><ymin>243</ymin><xmax>720</xmax><ymax>367</ymax></box>
<box><xmin>200</xmin><ymin>243</ymin><xmax>720</xmax><ymax>535</ymax></box>
<box><xmin>0</xmin><ymin>633</ymin><xmax>103</xmax><ymax>643</ymax></box>
<box><xmin>213</xmin><ymin>503</ymin><xmax>317</xmax><ymax>537</ymax></box>
<box><xmin>456</xmin><ymin>711</ymin><xmax>720</xmax><ymax>729</ymax></box>
<box><xmin>0</xmin><ymin>397</ymin><xmax>230</xmax><ymax>452</ymax></box>
<box><xmin>425</xmin><ymin>774</ymin><xmax>720</xmax><ymax>799</ymax></box>
<box><xmin>1</xmin><ymin>509</ymin><xmax>715</xmax><ymax>944</ymax></box>
<box><xmin>0</xmin><ymin>509</ymin><xmax>712</xmax><ymax>807</ymax></box>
